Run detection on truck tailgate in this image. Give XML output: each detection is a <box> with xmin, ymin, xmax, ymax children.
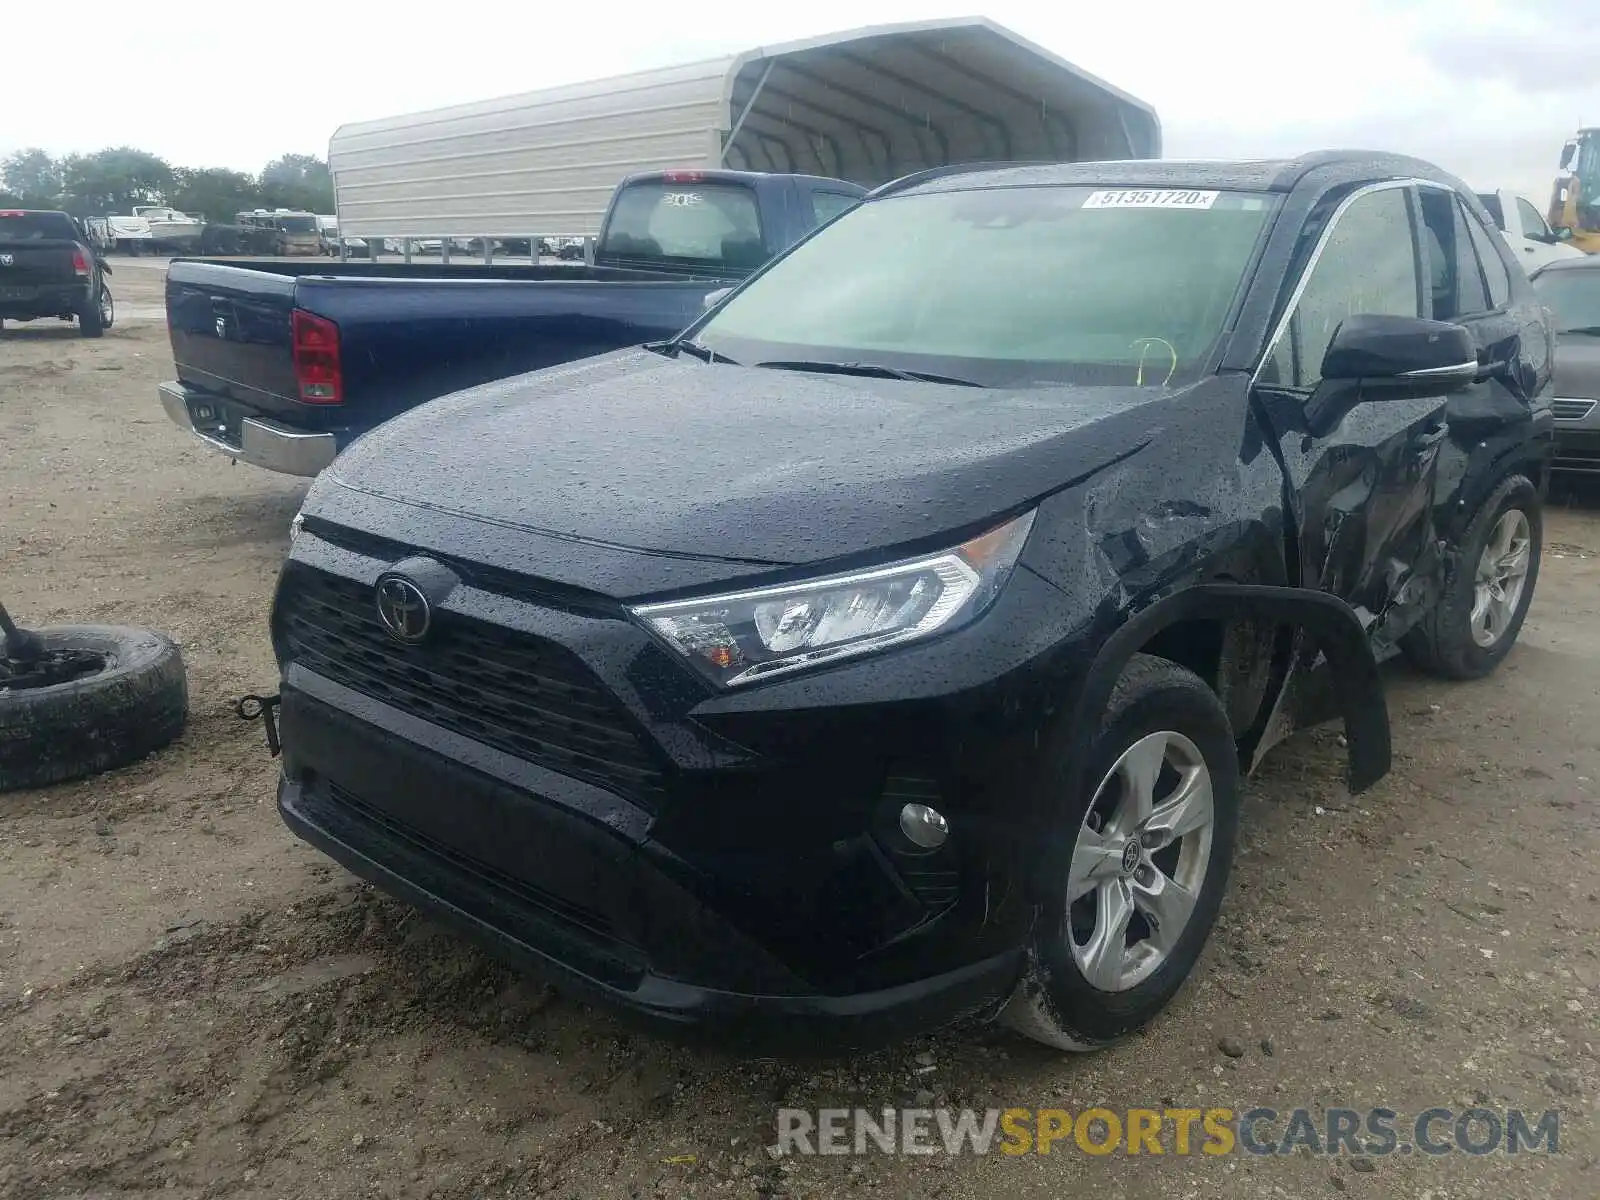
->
<box><xmin>167</xmin><ymin>261</ymin><xmax>300</xmax><ymax>412</ymax></box>
<box><xmin>0</xmin><ymin>239</ymin><xmax>78</xmax><ymax>294</ymax></box>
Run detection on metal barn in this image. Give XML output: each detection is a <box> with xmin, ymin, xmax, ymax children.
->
<box><xmin>327</xmin><ymin>17</ymin><xmax>1160</xmax><ymax>241</ymax></box>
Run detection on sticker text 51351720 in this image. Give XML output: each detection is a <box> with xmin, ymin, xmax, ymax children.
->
<box><xmin>1082</xmin><ymin>189</ymin><xmax>1220</xmax><ymax>210</ymax></box>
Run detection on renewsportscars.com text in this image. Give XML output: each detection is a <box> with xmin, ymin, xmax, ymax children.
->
<box><xmin>774</xmin><ymin>1106</ymin><xmax>1561</xmax><ymax>1157</ymax></box>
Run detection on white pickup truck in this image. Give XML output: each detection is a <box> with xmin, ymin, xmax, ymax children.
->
<box><xmin>1476</xmin><ymin>189</ymin><xmax>1586</xmax><ymax>271</ymax></box>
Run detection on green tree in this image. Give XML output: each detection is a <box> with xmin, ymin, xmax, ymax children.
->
<box><xmin>170</xmin><ymin>166</ymin><xmax>261</xmax><ymax>224</ymax></box>
<box><xmin>59</xmin><ymin>146</ymin><xmax>174</xmax><ymax>216</ymax></box>
<box><xmin>259</xmin><ymin>153</ymin><xmax>334</xmax><ymax>213</ymax></box>
<box><xmin>1</xmin><ymin>148</ymin><xmax>63</xmax><ymax>206</ymax></box>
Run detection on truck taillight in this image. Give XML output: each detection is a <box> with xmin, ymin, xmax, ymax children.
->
<box><xmin>71</xmin><ymin>248</ymin><xmax>91</xmax><ymax>276</ymax></box>
<box><xmin>292</xmin><ymin>309</ymin><xmax>343</xmax><ymax>404</ymax></box>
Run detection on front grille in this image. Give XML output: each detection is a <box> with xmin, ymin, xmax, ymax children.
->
<box><xmin>1553</xmin><ymin>398</ymin><xmax>1596</xmax><ymax>422</ymax></box>
<box><xmin>277</xmin><ymin>566</ymin><xmax>664</xmax><ymax>807</ymax></box>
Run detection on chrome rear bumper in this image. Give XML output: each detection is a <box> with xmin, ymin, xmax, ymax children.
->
<box><xmin>158</xmin><ymin>382</ymin><xmax>338</xmax><ymax>477</ymax></box>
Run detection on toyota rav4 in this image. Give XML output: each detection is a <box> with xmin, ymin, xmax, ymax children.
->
<box><xmin>265</xmin><ymin>152</ymin><xmax>1552</xmax><ymax>1050</ymax></box>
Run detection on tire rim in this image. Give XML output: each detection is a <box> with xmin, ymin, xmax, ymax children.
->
<box><xmin>100</xmin><ymin>287</ymin><xmax>114</xmax><ymax>326</ymax></box>
<box><xmin>1471</xmin><ymin>509</ymin><xmax>1531</xmax><ymax>648</ymax></box>
<box><xmin>1067</xmin><ymin>729</ymin><xmax>1215</xmax><ymax>992</ymax></box>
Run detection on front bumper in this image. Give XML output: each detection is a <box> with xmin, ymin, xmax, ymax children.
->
<box><xmin>267</xmin><ymin>526</ymin><xmax>1083</xmax><ymax>1044</ymax></box>
<box><xmin>159</xmin><ymin>381</ymin><xmax>338</xmax><ymax>476</ymax></box>
<box><xmin>276</xmin><ymin>701</ymin><xmax>1021</xmax><ymax>1048</ymax></box>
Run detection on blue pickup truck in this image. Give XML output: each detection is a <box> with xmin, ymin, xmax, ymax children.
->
<box><xmin>158</xmin><ymin>170</ymin><xmax>865</xmax><ymax>475</ymax></box>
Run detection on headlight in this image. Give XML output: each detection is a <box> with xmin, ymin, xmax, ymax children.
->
<box><xmin>631</xmin><ymin>510</ymin><xmax>1036</xmax><ymax>687</ymax></box>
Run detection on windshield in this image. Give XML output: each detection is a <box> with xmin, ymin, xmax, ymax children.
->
<box><xmin>276</xmin><ymin>216</ymin><xmax>318</xmax><ymax>233</ymax></box>
<box><xmin>0</xmin><ymin>211</ymin><xmax>80</xmax><ymax>241</ymax></box>
<box><xmin>600</xmin><ymin>181</ymin><xmax>765</xmax><ymax>270</ymax></box>
<box><xmin>1533</xmin><ymin>268</ymin><xmax>1600</xmax><ymax>333</ymax></box>
<box><xmin>693</xmin><ymin>186</ymin><xmax>1276</xmax><ymax>387</ymax></box>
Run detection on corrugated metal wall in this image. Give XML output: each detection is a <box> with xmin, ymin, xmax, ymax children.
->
<box><xmin>327</xmin><ymin>20</ymin><xmax>1160</xmax><ymax>242</ymax></box>
<box><xmin>329</xmin><ymin>59</ymin><xmax>731</xmax><ymax>238</ymax></box>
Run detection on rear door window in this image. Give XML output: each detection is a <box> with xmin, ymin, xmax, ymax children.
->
<box><xmin>1419</xmin><ymin>187</ymin><xmax>1491</xmax><ymax>318</ymax></box>
<box><xmin>600</xmin><ymin>181</ymin><xmax>765</xmax><ymax>270</ymax></box>
<box><xmin>0</xmin><ymin>211</ymin><xmax>80</xmax><ymax>241</ymax></box>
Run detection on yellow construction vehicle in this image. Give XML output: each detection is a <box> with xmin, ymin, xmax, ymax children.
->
<box><xmin>1549</xmin><ymin>128</ymin><xmax>1600</xmax><ymax>254</ymax></box>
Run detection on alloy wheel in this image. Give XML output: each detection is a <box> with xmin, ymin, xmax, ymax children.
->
<box><xmin>1471</xmin><ymin>509</ymin><xmax>1531</xmax><ymax>648</ymax></box>
<box><xmin>1067</xmin><ymin>729</ymin><xmax>1215</xmax><ymax>991</ymax></box>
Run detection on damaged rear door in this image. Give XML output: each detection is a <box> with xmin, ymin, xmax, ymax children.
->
<box><xmin>1252</xmin><ymin>181</ymin><xmax>1458</xmax><ymax>655</ymax></box>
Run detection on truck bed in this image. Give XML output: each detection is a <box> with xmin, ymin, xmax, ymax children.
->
<box><xmin>165</xmin><ymin>258</ymin><xmax>721</xmax><ymax>453</ymax></box>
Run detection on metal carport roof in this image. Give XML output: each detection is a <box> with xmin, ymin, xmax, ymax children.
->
<box><xmin>328</xmin><ymin>17</ymin><xmax>1160</xmax><ymax>238</ymax></box>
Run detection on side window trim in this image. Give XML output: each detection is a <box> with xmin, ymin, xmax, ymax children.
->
<box><xmin>1253</xmin><ymin>177</ymin><xmax>1422</xmax><ymax>389</ymax></box>
<box><xmin>1452</xmin><ymin>194</ymin><xmax>1501</xmax><ymax>317</ymax></box>
<box><xmin>1454</xmin><ymin>194</ymin><xmax>1514</xmax><ymax>316</ymax></box>
<box><xmin>1405</xmin><ymin>185</ymin><xmax>1431</xmax><ymax>320</ymax></box>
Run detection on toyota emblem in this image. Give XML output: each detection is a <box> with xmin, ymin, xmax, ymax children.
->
<box><xmin>375</xmin><ymin>575</ymin><xmax>431</xmax><ymax>642</ymax></box>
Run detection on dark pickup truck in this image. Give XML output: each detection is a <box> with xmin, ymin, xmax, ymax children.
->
<box><xmin>157</xmin><ymin>170</ymin><xmax>865</xmax><ymax>475</ymax></box>
<box><xmin>0</xmin><ymin>210</ymin><xmax>115</xmax><ymax>337</ymax></box>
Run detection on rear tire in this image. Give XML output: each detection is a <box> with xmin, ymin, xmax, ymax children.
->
<box><xmin>78</xmin><ymin>290</ymin><xmax>105</xmax><ymax>338</ymax></box>
<box><xmin>1</xmin><ymin>626</ymin><xmax>187</xmax><ymax>792</ymax></box>
<box><xmin>1003</xmin><ymin>654</ymin><xmax>1240</xmax><ymax>1050</ymax></box>
<box><xmin>1401</xmin><ymin>475</ymin><xmax>1540</xmax><ymax>680</ymax></box>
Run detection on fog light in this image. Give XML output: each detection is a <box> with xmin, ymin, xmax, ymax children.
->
<box><xmin>899</xmin><ymin>802</ymin><xmax>949</xmax><ymax>849</ymax></box>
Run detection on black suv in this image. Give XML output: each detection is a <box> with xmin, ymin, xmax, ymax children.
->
<box><xmin>0</xmin><ymin>210</ymin><xmax>114</xmax><ymax>336</ymax></box>
<box><xmin>267</xmin><ymin>152</ymin><xmax>1552</xmax><ymax>1050</ymax></box>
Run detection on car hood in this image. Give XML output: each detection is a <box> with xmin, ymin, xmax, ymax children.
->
<box><xmin>325</xmin><ymin>348</ymin><xmax>1219</xmax><ymax>570</ymax></box>
<box><xmin>1554</xmin><ymin>334</ymin><xmax>1600</xmax><ymax>399</ymax></box>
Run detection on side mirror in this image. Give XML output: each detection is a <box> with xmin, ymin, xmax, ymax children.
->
<box><xmin>1320</xmin><ymin>314</ymin><xmax>1477</xmax><ymax>389</ymax></box>
<box><xmin>702</xmin><ymin>287</ymin><xmax>732</xmax><ymax>311</ymax></box>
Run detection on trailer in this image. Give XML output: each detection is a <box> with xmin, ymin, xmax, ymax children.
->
<box><xmin>327</xmin><ymin>17</ymin><xmax>1159</xmax><ymax>244</ymax></box>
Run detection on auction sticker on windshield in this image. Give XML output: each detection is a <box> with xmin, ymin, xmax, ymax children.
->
<box><xmin>1082</xmin><ymin>189</ymin><xmax>1219</xmax><ymax>210</ymax></box>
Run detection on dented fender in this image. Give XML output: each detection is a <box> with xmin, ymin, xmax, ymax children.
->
<box><xmin>1066</xmin><ymin>582</ymin><xmax>1391</xmax><ymax>799</ymax></box>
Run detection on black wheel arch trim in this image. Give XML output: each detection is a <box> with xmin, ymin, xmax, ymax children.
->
<box><xmin>1066</xmin><ymin>582</ymin><xmax>1391</xmax><ymax>800</ymax></box>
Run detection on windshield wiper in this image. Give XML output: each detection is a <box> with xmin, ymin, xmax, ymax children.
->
<box><xmin>672</xmin><ymin>339</ymin><xmax>740</xmax><ymax>365</ymax></box>
<box><xmin>1561</xmin><ymin>325</ymin><xmax>1600</xmax><ymax>337</ymax></box>
<box><xmin>755</xmin><ymin>359</ymin><xmax>982</xmax><ymax>387</ymax></box>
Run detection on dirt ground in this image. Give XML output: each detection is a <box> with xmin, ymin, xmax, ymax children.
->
<box><xmin>0</xmin><ymin>258</ymin><xmax>1596</xmax><ymax>1199</ymax></box>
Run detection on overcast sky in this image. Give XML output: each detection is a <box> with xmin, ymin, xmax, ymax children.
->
<box><xmin>6</xmin><ymin>0</ymin><xmax>1594</xmax><ymax>203</ymax></box>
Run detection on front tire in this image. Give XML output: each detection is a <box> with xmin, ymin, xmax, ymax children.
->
<box><xmin>1004</xmin><ymin>654</ymin><xmax>1240</xmax><ymax>1050</ymax></box>
<box><xmin>1401</xmin><ymin>474</ymin><xmax>1540</xmax><ymax>680</ymax></box>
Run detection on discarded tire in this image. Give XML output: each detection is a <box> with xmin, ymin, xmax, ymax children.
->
<box><xmin>0</xmin><ymin>626</ymin><xmax>187</xmax><ymax>792</ymax></box>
